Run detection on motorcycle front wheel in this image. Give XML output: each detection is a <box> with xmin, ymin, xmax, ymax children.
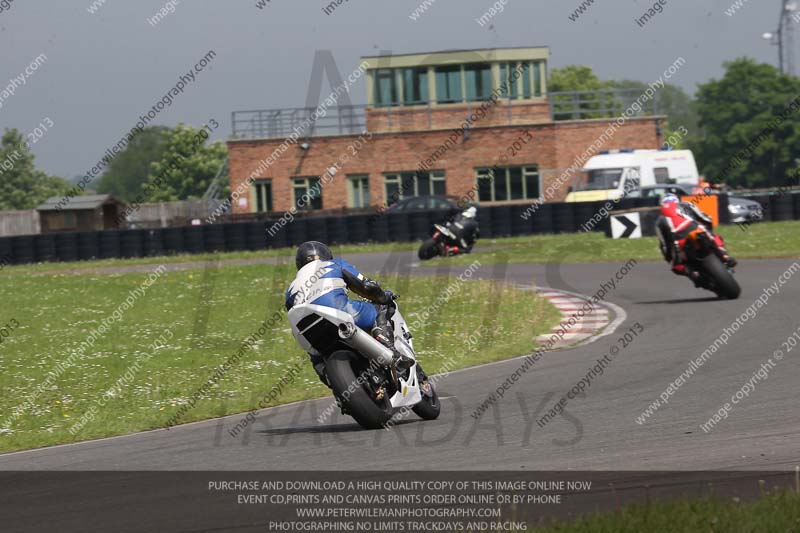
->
<box><xmin>418</xmin><ymin>238</ymin><xmax>440</xmax><ymax>260</ymax></box>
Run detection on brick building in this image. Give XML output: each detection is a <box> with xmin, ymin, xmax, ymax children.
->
<box><xmin>227</xmin><ymin>47</ymin><xmax>664</xmax><ymax>215</ymax></box>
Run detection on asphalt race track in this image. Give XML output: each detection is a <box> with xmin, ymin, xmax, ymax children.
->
<box><xmin>1</xmin><ymin>253</ymin><xmax>798</xmax><ymax>472</ymax></box>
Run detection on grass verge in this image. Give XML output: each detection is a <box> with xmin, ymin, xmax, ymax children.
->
<box><xmin>534</xmin><ymin>489</ymin><xmax>800</xmax><ymax>532</ymax></box>
<box><xmin>444</xmin><ymin>220</ymin><xmax>800</xmax><ymax>266</ymax></box>
<box><xmin>2</xmin><ymin>221</ymin><xmax>796</xmax><ymax>277</ymax></box>
<box><xmin>0</xmin><ymin>261</ymin><xmax>560</xmax><ymax>453</ymax></box>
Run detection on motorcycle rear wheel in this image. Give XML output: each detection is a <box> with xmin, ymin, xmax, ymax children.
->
<box><xmin>325</xmin><ymin>350</ymin><xmax>393</xmax><ymax>430</ymax></box>
<box><xmin>701</xmin><ymin>255</ymin><xmax>741</xmax><ymax>300</ymax></box>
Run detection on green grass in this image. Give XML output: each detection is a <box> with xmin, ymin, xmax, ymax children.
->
<box><xmin>534</xmin><ymin>489</ymin><xmax>800</xmax><ymax>532</ymax></box>
<box><xmin>2</xmin><ymin>221</ymin><xmax>796</xmax><ymax>277</ymax></box>
<box><xmin>0</xmin><ymin>260</ymin><xmax>560</xmax><ymax>453</ymax></box>
<box><xmin>444</xmin><ymin>220</ymin><xmax>800</xmax><ymax>266</ymax></box>
<box><xmin>0</xmin><ymin>242</ymin><xmax>418</xmax><ymax>277</ymax></box>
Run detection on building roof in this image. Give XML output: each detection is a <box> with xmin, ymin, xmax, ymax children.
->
<box><xmin>37</xmin><ymin>194</ymin><xmax>124</xmax><ymax>211</ymax></box>
<box><xmin>360</xmin><ymin>46</ymin><xmax>549</xmax><ymax>69</ymax></box>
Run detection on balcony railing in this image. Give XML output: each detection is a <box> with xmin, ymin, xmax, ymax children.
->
<box><xmin>230</xmin><ymin>89</ymin><xmax>661</xmax><ymax>140</ymax></box>
<box><xmin>549</xmin><ymin>88</ymin><xmax>660</xmax><ymax>121</ymax></box>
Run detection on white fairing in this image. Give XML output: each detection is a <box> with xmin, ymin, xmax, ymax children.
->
<box><xmin>287</xmin><ymin>302</ymin><xmax>422</xmax><ymax>409</ymax></box>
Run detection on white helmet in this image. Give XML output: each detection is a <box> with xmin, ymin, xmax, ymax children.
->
<box><xmin>462</xmin><ymin>206</ymin><xmax>477</xmax><ymax>219</ymax></box>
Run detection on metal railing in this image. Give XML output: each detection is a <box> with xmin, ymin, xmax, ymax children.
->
<box><xmin>230</xmin><ymin>89</ymin><xmax>661</xmax><ymax>140</ymax></box>
<box><xmin>231</xmin><ymin>106</ymin><xmax>367</xmax><ymax>140</ymax></box>
<box><xmin>549</xmin><ymin>88</ymin><xmax>660</xmax><ymax>121</ymax></box>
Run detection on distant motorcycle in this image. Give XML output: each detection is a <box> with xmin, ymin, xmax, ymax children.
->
<box><xmin>679</xmin><ymin>227</ymin><xmax>741</xmax><ymax>300</ymax></box>
<box><xmin>288</xmin><ymin>298</ymin><xmax>440</xmax><ymax>430</ymax></box>
<box><xmin>418</xmin><ymin>207</ymin><xmax>479</xmax><ymax>260</ymax></box>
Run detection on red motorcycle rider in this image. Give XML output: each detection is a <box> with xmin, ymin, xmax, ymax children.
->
<box><xmin>656</xmin><ymin>194</ymin><xmax>737</xmax><ymax>285</ymax></box>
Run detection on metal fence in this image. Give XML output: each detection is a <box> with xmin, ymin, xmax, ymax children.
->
<box><xmin>231</xmin><ymin>89</ymin><xmax>660</xmax><ymax>140</ymax></box>
<box><xmin>549</xmin><ymin>89</ymin><xmax>660</xmax><ymax>121</ymax></box>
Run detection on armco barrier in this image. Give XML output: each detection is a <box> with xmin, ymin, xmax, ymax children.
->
<box><xmin>2</xmin><ymin>195</ymin><xmax>797</xmax><ymax>266</ymax></box>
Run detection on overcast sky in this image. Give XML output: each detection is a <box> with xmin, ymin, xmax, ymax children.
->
<box><xmin>0</xmin><ymin>0</ymin><xmax>788</xmax><ymax>178</ymax></box>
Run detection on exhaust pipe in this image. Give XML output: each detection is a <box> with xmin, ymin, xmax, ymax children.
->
<box><xmin>341</xmin><ymin>325</ymin><xmax>394</xmax><ymax>366</ymax></box>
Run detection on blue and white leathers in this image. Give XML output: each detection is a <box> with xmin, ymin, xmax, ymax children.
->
<box><xmin>285</xmin><ymin>259</ymin><xmax>378</xmax><ymax>329</ymax></box>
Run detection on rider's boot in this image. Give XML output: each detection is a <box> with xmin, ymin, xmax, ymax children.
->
<box><xmin>712</xmin><ymin>234</ymin><xmax>738</xmax><ymax>267</ymax></box>
<box><xmin>372</xmin><ymin>305</ymin><xmax>413</xmax><ymax>371</ymax></box>
<box><xmin>673</xmin><ymin>263</ymin><xmax>702</xmax><ymax>287</ymax></box>
<box><xmin>310</xmin><ymin>355</ymin><xmax>331</xmax><ymax>388</ymax></box>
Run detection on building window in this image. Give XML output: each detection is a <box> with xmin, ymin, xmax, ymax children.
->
<box><xmin>521</xmin><ymin>63</ymin><xmax>532</xmax><ymax>99</ymax></box>
<box><xmin>252</xmin><ymin>179</ymin><xmax>273</xmax><ymax>213</ymax></box>
<box><xmin>476</xmin><ymin>165</ymin><xmax>539</xmax><ymax>202</ymax></box>
<box><xmin>654</xmin><ymin>167</ymin><xmax>670</xmax><ymax>184</ymax></box>
<box><xmin>464</xmin><ymin>63</ymin><xmax>492</xmax><ymax>101</ymax></box>
<box><xmin>499</xmin><ymin>64</ymin><xmax>518</xmax><ymax>99</ymax></box>
<box><xmin>63</xmin><ymin>211</ymin><xmax>77</xmax><ymax>229</ymax></box>
<box><xmin>498</xmin><ymin>62</ymin><xmax>544</xmax><ymax>100</ymax></box>
<box><xmin>293</xmin><ymin>177</ymin><xmax>322</xmax><ymax>210</ymax></box>
<box><xmin>383</xmin><ymin>171</ymin><xmax>445</xmax><ymax>205</ymax></box>
<box><xmin>348</xmin><ymin>175</ymin><xmax>370</xmax><ymax>208</ymax></box>
<box><xmin>435</xmin><ymin>66</ymin><xmax>462</xmax><ymax>104</ymax></box>
<box><xmin>402</xmin><ymin>68</ymin><xmax>429</xmax><ymax>106</ymax></box>
<box><xmin>374</xmin><ymin>69</ymin><xmax>398</xmax><ymax>107</ymax></box>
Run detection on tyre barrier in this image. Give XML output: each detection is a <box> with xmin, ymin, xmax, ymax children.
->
<box><xmin>184</xmin><ymin>226</ymin><xmax>205</xmax><ymax>254</ymax></box>
<box><xmin>77</xmin><ymin>232</ymin><xmax>100</xmax><ymax>261</ymax></box>
<box><xmin>55</xmin><ymin>233</ymin><xmax>79</xmax><ymax>262</ymax></box>
<box><xmin>0</xmin><ymin>194</ymin><xmax>795</xmax><ymax>266</ymax></box>
<box><xmin>488</xmin><ymin>205</ymin><xmax>513</xmax><ymax>238</ymax></box>
<box><xmin>770</xmin><ymin>195</ymin><xmax>795</xmax><ymax>221</ymax></box>
<box><xmin>120</xmin><ymin>230</ymin><xmax>144</xmax><ymax>259</ymax></box>
<box><xmin>224</xmin><ymin>223</ymin><xmax>248</xmax><ymax>252</ymax></box>
<box><xmin>144</xmin><ymin>230</ymin><xmax>163</xmax><ymax>257</ymax></box>
<box><xmin>100</xmin><ymin>231</ymin><xmax>121</xmax><ymax>259</ymax></box>
<box><xmin>35</xmin><ymin>234</ymin><xmax>57</xmax><ymax>263</ymax></box>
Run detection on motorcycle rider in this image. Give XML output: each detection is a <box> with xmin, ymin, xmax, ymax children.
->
<box><xmin>285</xmin><ymin>241</ymin><xmax>412</xmax><ymax>387</ymax></box>
<box><xmin>656</xmin><ymin>194</ymin><xmax>737</xmax><ymax>285</ymax></box>
<box><xmin>444</xmin><ymin>206</ymin><xmax>479</xmax><ymax>254</ymax></box>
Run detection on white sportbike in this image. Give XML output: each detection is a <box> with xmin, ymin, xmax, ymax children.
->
<box><xmin>288</xmin><ymin>299</ymin><xmax>440</xmax><ymax>429</ymax></box>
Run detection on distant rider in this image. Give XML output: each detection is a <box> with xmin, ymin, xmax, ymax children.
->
<box><xmin>656</xmin><ymin>194</ymin><xmax>737</xmax><ymax>285</ymax></box>
<box><xmin>285</xmin><ymin>241</ymin><xmax>412</xmax><ymax>387</ymax></box>
<box><xmin>444</xmin><ymin>206</ymin><xmax>479</xmax><ymax>254</ymax></box>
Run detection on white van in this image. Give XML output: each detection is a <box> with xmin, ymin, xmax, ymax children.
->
<box><xmin>564</xmin><ymin>149</ymin><xmax>700</xmax><ymax>202</ymax></box>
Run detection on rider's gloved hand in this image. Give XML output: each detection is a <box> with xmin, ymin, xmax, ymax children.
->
<box><xmin>384</xmin><ymin>290</ymin><xmax>397</xmax><ymax>301</ymax></box>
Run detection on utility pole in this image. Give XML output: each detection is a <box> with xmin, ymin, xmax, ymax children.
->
<box><xmin>764</xmin><ymin>1</ymin><xmax>798</xmax><ymax>75</ymax></box>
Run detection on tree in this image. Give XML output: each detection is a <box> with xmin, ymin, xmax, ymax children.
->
<box><xmin>548</xmin><ymin>65</ymin><xmax>609</xmax><ymax>93</ymax></box>
<box><xmin>95</xmin><ymin>126</ymin><xmax>170</xmax><ymax>201</ymax></box>
<box><xmin>693</xmin><ymin>57</ymin><xmax>800</xmax><ymax>188</ymax></box>
<box><xmin>0</xmin><ymin>129</ymin><xmax>71</xmax><ymax>210</ymax></box>
<box><xmin>610</xmin><ymin>79</ymin><xmax>698</xmax><ymax>149</ymax></box>
<box><xmin>144</xmin><ymin>123</ymin><xmax>228</xmax><ymax>201</ymax></box>
<box><xmin>548</xmin><ymin>65</ymin><xmax>613</xmax><ymax>120</ymax></box>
